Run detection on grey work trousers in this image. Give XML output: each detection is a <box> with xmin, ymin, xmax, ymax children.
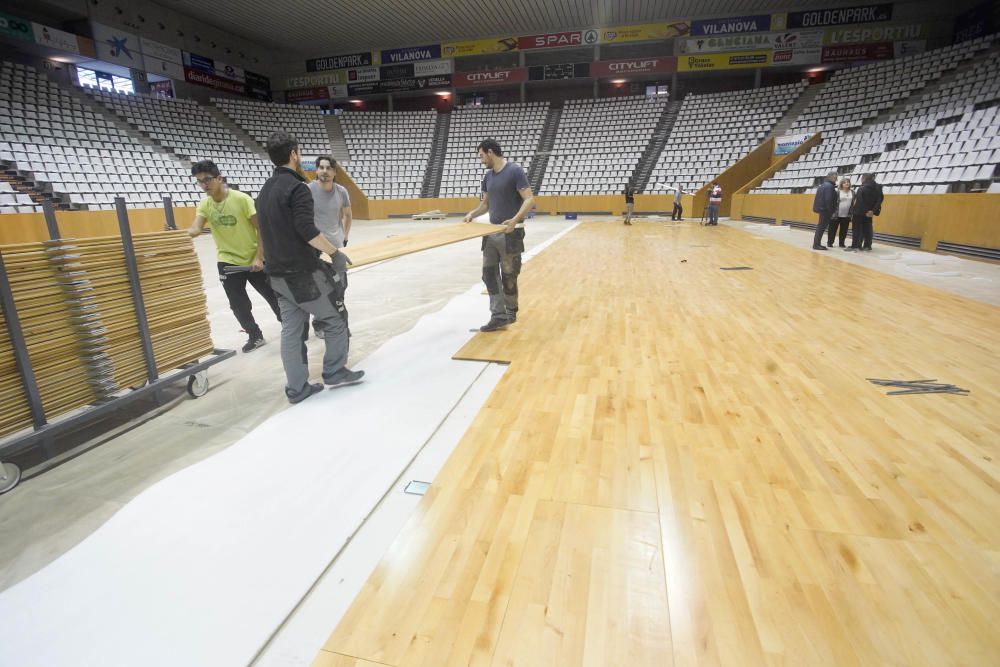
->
<box><xmin>482</xmin><ymin>232</ymin><xmax>521</xmax><ymax>320</ymax></box>
<box><xmin>269</xmin><ymin>266</ymin><xmax>349</xmax><ymax>400</ymax></box>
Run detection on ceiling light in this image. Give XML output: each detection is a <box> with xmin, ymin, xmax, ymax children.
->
<box><xmin>435</xmin><ymin>91</ymin><xmax>451</xmax><ymax>96</ymax></box>
<box><xmin>611</xmin><ymin>79</ymin><xmax>626</xmax><ymax>84</ymax></box>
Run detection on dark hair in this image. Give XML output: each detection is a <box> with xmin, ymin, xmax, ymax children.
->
<box><xmin>191</xmin><ymin>160</ymin><xmax>220</xmax><ymax>177</ymax></box>
<box><xmin>862</xmin><ymin>173</ymin><xmax>877</xmax><ymax>184</ymax></box>
<box><xmin>315</xmin><ymin>155</ymin><xmax>337</xmax><ymax>169</ymax></box>
<box><xmin>477</xmin><ymin>138</ymin><xmax>503</xmax><ymax>157</ymax></box>
<box><xmin>266</xmin><ymin>131</ymin><xmax>299</xmax><ymax>166</ymax></box>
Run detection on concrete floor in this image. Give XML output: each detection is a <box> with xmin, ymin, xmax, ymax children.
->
<box><xmin>0</xmin><ymin>216</ymin><xmax>571</xmax><ymax>594</ymax></box>
<box><xmin>1</xmin><ymin>213</ymin><xmax>997</xmax><ymax>608</ymax></box>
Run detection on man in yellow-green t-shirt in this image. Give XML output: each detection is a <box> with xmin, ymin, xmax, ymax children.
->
<box><xmin>188</xmin><ymin>160</ymin><xmax>280</xmax><ymax>353</ymax></box>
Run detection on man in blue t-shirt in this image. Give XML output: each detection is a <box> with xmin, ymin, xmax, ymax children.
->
<box><xmin>463</xmin><ymin>138</ymin><xmax>535</xmax><ymax>332</ymax></box>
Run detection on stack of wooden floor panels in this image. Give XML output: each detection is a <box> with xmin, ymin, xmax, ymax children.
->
<box><xmin>0</xmin><ymin>231</ymin><xmax>213</xmax><ymax>439</ymax></box>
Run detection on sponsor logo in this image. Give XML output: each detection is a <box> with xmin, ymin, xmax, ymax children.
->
<box><xmin>386</xmin><ymin>48</ymin><xmax>432</xmax><ymax>62</ymax></box>
<box><xmin>703</xmin><ymin>20</ymin><xmax>763</xmax><ymax>35</ymax></box>
<box><xmin>730</xmin><ymin>54</ymin><xmax>768</xmax><ymax>65</ymax></box>
<box><xmin>610</xmin><ymin>59</ymin><xmax>657</xmax><ymax>72</ymax></box>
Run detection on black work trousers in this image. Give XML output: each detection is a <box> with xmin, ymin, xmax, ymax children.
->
<box><xmin>218</xmin><ymin>262</ymin><xmax>281</xmax><ymax>338</ymax></box>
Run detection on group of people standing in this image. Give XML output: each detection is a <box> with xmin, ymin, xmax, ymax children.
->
<box><xmin>812</xmin><ymin>172</ymin><xmax>884</xmax><ymax>252</ymax></box>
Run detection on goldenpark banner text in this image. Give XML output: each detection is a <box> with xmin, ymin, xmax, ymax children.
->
<box><xmin>307</xmin><ymin>51</ymin><xmax>373</xmax><ymax>72</ymax></box>
<box><xmin>783</xmin><ymin>3</ymin><xmax>893</xmax><ymax>29</ymax></box>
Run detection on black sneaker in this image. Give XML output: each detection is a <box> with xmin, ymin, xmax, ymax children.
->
<box><xmin>242</xmin><ymin>334</ymin><xmax>265</xmax><ymax>353</ymax></box>
<box><xmin>506</xmin><ymin>313</ymin><xmax>517</xmax><ymax>324</ymax></box>
<box><xmin>812</xmin><ymin>245</ymin><xmax>828</xmax><ymax>251</ymax></box>
<box><xmin>479</xmin><ymin>317</ymin><xmax>509</xmax><ymax>332</ymax></box>
<box><xmin>287</xmin><ymin>382</ymin><xmax>324</xmax><ymax>404</ymax></box>
<box><xmin>324</xmin><ymin>368</ymin><xmax>365</xmax><ymax>388</ymax></box>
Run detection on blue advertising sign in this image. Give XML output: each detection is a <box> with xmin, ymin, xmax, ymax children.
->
<box><xmin>380</xmin><ymin>43</ymin><xmax>442</xmax><ymax>63</ymax></box>
<box><xmin>691</xmin><ymin>15</ymin><xmax>773</xmax><ymax>36</ymax></box>
<box><xmin>184</xmin><ymin>51</ymin><xmax>215</xmax><ymax>73</ymax></box>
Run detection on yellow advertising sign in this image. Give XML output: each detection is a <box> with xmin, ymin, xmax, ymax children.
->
<box><xmin>442</xmin><ymin>36</ymin><xmax>518</xmax><ymax>57</ymax></box>
<box><xmin>678</xmin><ymin>50</ymin><xmax>772</xmax><ymax>71</ymax></box>
<box><xmin>598</xmin><ymin>21</ymin><xmax>691</xmax><ymax>43</ymax></box>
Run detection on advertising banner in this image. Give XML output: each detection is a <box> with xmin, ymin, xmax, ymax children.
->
<box><xmin>328</xmin><ymin>84</ymin><xmax>349</xmax><ymax>98</ymax></box>
<box><xmin>140</xmin><ymin>36</ymin><xmax>182</xmax><ymax>64</ymax></box>
<box><xmin>184</xmin><ymin>51</ymin><xmax>215</xmax><ymax>73</ymax></box>
<box><xmin>32</xmin><ymin>23</ymin><xmax>80</xmax><ymax>55</ymax></box>
<box><xmin>214</xmin><ymin>60</ymin><xmax>245</xmax><ymax>83</ymax></box>
<box><xmin>821</xmin><ymin>42</ymin><xmax>893</xmax><ymax>62</ymax></box>
<box><xmin>894</xmin><ymin>40</ymin><xmax>926</xmax><ymax>57</ymax></box>
<box><xmin>380</xmin><ymin>44</ymin><xmax>441</xmax><ymax>63</ymax></box>
<box><xmin>771</xmin><ymin>47</ymin><xmax>822</xmax><ymax>65</ymax></box>
<box><xmin>823</xmin><ymin>22</ymin><xmax>928</xmax><ymax>45</ymax></box>
<box><xmin>599</xmin><ymin>22</ymin><xmax>689</xmax><ymax>43</ymax></box>
<box><xmin>679</xmin><ymin>51</ymin><xmax>771</xmax><ymax>71</ymax></box>
<box><xmin>683</xmin><ymin>30</ymin><xmax>822</xmax><ymax>53</ymax></box>
<box><xmin>518</xmin><ymin>29</ymin><xmax>599</xmax><ymax>50</ymax></box>
<box><xmin>442</xmin><ymin>36</ymin><xmax>517</xmax><ymax>57</ymax></box>
<box><xmin>774</xmin><ymin>134</ymin><xmax>811</xmax><ymax>155</ymax></box>
<box><xmin>452</xmin><ymin>67</ymin><xmax>528</xmax><ymax>88</ymax></box>
<box><xmin>286</xmin><ymin>87</ymin><xmax>329</xmax><ymax>102</ymax></box>
<box><xmin>691</xmin><ymin>15</ymin><xmax>773</xmax><ymax>36</ymax></box>
<box><xmin>144</xmin><ymin>55</ymin><xmax>185</xmax><ymax>80</ymax></box>
<box><xmin>347</xmin><ymin>74</ymin><xmax>450</xmax><ymax>96</ymax></box>
<box><xmin>413</xmin><ymin>59</ymin><xmax>453</xmax><ymax>76</ymax></box>
<box><xmin>380</xmin><ymin>63</ymin><xmax>414</xmax><ymax>80</ymax></box>
<box><xmin>347</xmin><ymin>66</ymin><xmax>379</xmax><ymax>82</ymax></box>
<box><xmin>953</xmin><ymin>1</ymin><xmax>995</xmax><ymax>43</ymax></box>
<box><xmin>245</xmin><ymin>70</ymin><xmax>271</xmax><ymax>101</ymax></box>
<box><xmin>590</xmin><ymin>57</ymin><xmax>677</xmax><ymax>77</ymax></box>
<box><xmin>184</xmin><ymin>66</ymin><xmax>245</xmax><ymax>94</ymax></box>
<box><xmin>786</xmin><ymin>4</ymin><xmax>893</xmax><ymax>29</ymax></box>
<box><xmin>0</xmin><ymin>12</ymin><xmax>34</xmax><ymax>43</ymax></box>
<box><xmin>528</xmin><ymin>63</ymin><xmax>590</xmax><ymax>80</ymax></box>
<box><xmin>92</xmin><ymin>22</ymin><xmax>144</xmax><ymax>69</ymax></box>
<box><xmin>307</xmin><ymin>52</ymin><xmax>373</xmax><ymax>72</ymax></box>
<box><xmin>286</xmin><ymin>71</ymin><xmax>346</xmax><ymax>89</ymax></box>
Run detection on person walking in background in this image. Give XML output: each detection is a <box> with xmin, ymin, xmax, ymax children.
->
<box><xmin>671</xmin><ymin>182</ymin><xmax>686</xmax><ymax>220</ymax></box>
<box><xmin>706</xmin><ymin>182</ymin><xmax>722</xmax><ymax>225</ymax></box>
<box><xmin>811</xmin><ymin>171</ymin><xmax>838</xmax><ymax>250</ymax></box>
<box><xmin>623</xmin><ymin>183</ymin><xmax>636</xmax><ymax>226</ymax></box>
<box><xmin>848</xmin><ymin>173</ymin><xmax>884</xmax><ymax>252</ymax></box>
<box><xmin>255</xmin><ymin>132</ymin><xmax>364</xmax><ymax>404</ymax></box>
<box><xmin>828</xmin><ymin>177</ymin><xmax>853</xmax><ymax>248</ymax></box>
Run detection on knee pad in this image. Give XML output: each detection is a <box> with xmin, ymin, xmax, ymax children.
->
<box><xmin>482</xmin><ymin>265</ymin><xmax>500</xmax><ymax>293</ymax></box>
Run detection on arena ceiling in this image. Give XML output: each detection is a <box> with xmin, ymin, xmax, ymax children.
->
<box><xmin>162</xmin><ymin>0</ymin><xmax>921</xmax><ymax>57</ymax></box>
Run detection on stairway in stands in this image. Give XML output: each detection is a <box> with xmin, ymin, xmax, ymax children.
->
<box><xmin>0</xmin><ymin>173</ymin><xmax>68</xmax><ymax>210</ymax></box>
<box><xmin>632</xmin><ymin>99</ymin><xmax>680</xmax><ymax>193</ymax></box>
<box><xmin>324</xmin><ymin>115</ymin><xmax>351</xmax><ymax>162</ymax></box>
<box><xmin>528</xmin><ymin>103</ymin><xmax>562</xmax><ymax>193</ymax></box>
<box><xmin>421</xmin><ymin>112</ymin><xmax>450</xmax><ymax>198</ymax></box>
<box><xmin>768</xmin><ymin>83</ymin><xmax>824</xmax><ymax>139</ymax></box>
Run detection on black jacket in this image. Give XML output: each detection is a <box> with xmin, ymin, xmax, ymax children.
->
<box><xmin>853</xmin><ymin>181</ymin><xmax>884</xmax><ymax>218</ymax></box>
<box><xmin>255</xmin><ymin>167</ymin><xmax>323</xmax><ymax>275</ymax></box>
<box><xmin>812</xmin><ymin>179</ymin><xmax>838</xmax><ymax>217</ymax></box>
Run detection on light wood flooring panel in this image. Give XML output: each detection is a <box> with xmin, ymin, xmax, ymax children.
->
<box><xmin>324</xmin><ymin>220</ymin><xmax>1000</xmax><ymax>666</ymax></box>
<box><xmin>312</xmin><ymin>650</ymin><xmax>394</xmax><ymax>666</ymax></box>
<box><xmin>346</xmin><ymin>223</ymin><xmax>502</xmax><ymax>268</ymax></box>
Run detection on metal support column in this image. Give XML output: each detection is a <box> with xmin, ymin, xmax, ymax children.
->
<box><xmin>42</xmin><ymin>200</ymin><xmax>60</xmax><ymax>240</ymax></box>
<box><xmin>162</xmin><ymin>196</ymin><xmax>177</xmax><ymax>230</ymax></box>
<box><xmin>115</xmin><ymin>198</ymin><xmax>158</xmax><ymax>385</ymax></box>
<box><xmin>0</xmin><ymin>251</ymin><xmax>46</xmax><ymax>431</ymax></box>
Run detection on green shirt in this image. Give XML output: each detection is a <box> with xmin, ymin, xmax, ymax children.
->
<box><xmin>196</xmin><ymin>189</ymin><xmax>259</xmax><ymax>265</ymax></box>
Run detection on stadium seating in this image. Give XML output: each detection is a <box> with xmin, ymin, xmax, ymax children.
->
<box><xmin>754</xmin><ymin>35</ymin><xmax>999</xmax><ymax>194</ymax></box>
<box><xmin>0</xmin><ymin>60</ymin><xmax>191</xmax><ymax>212</ymax></box>
<box><xmin>439</xmin><ymin>102</ymin><xmax>548</xmax><ymax>198</ymax></box>
<box><xmin>646</xmin><ymin>82</ymin><xmax>807</xmax><ymax>196</ymax></box>
<box><xmin>541</xmin><ymin>95</ymin><xmax>666</xmax><ymax>195</ymax></box>
<box><xmin>213</xmin><ymin>97</ymin><xmax>330</xmax><ymax>155</ymax></box>
<box><xmin>89</xmin><ymin>89</ymin><xmax>273</xmax><ymax>199</ymax></box>
<box><xmin>338</xmin><ymin>111</ymin><xmax>436</xmax><ymax>199</ymax></box>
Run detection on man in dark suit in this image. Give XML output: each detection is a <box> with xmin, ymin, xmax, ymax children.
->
<box><xmin>811</xmin><ymin>171</ymin><xmax>838</xmax><ymax>251</ymax></box>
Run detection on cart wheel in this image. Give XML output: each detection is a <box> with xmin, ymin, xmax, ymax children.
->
<box><xmin>187</xmin><ymin>371</ymin><xmax>209</xmax><ymax>398</ymax></box>
<box><xmin>0</xmin><ymin>461</ymin><xmax>22</xmax><ymax>495</ymax></box>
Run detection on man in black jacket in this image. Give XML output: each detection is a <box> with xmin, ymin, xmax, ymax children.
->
<box><xmin>255</xmin><ymin>132</ymin><xmax>364</xmax><ymax>404</ymax></box>
<box><xmin>811</xmin><ymin>171</ymin><xmax>838</xmax><ymax>250</ymax></box>
<box><xmin>848</xmin><ymin>173</ymin><xmax>884</xmax><ymax>252</ymax></box>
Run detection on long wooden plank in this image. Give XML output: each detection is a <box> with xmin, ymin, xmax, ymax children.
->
<box><xmin>343</xmin><ymin>222</ymin><xmax>507</xmax><ymax>268</ymax></box>
<box><xmin>323</xmin><ymin>220</ymin><xmax>1000</xmax><ymax>666</ymax></box>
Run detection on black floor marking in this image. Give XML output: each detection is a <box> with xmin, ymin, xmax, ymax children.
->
<box><xmin>720</xmin><ymin>266</ymin><xmax>753</xmax><ymax>270</ymax></box>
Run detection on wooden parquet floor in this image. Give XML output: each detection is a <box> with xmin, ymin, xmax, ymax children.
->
<box><xmin>317</xmin><ymin>220</ymin><xmax>1000</xmax><ymax>666</ymax></box>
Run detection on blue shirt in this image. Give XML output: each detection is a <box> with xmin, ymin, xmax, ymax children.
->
<box><xmin>482</xmin><ymin>162</ymin><xmax>529</xmax><ymax>225</ymax></box>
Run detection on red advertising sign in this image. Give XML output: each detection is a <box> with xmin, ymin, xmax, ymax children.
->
<box><xmin>821</xmin><ymin>42</ymin><xmax>892</xmax><ymax>62</ymax></box>
<box><xmin>184</xmin><ymin>66</ymin><xmax>245</xmax><ymax>94</ymax></box>
<box><xmin>517</xmin><ymin>30</ymin><xmax>599</xmax><ymax>50</ymax></box>
<box><xmin>590</xmin><ymin>57</ymin><xmax>677</xmax><ymax>77</ymax></box>
<box><xmin>453</xmin><ymin>67</ymin><xmax>529</xmax><ymax>88</ymax></box>
<box><xmin>286</xmin><ymin>87</ymin><xmax>329</xmax><ymax>102</ymax></box>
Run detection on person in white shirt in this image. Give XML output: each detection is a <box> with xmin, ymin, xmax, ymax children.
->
<box><xmin>671</xmin><ymin>183</ymin><xmax>686</xmax><ymax>220</ymax></box>
<box><xmin>828</xmin><ymin>178</ymin><xmax>854</xmax><ymax>248</ymax></box>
